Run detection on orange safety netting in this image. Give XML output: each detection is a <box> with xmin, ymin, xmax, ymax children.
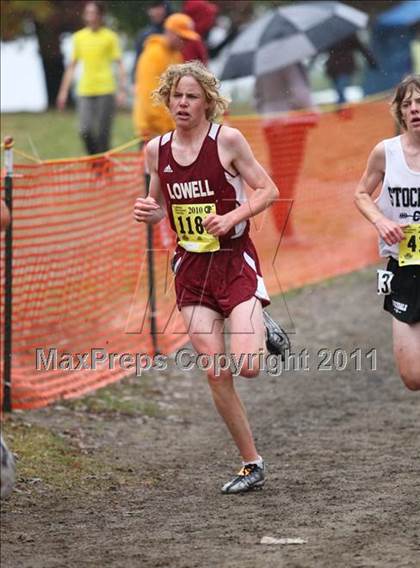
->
<box><xmin>0</xmin><ymin>152</ymin><xmax>185</xmax><ymax>409</ymax></box>
<box><xmin>228</xmin><ymin>97</ymin><xmax>395</xmax><ymax>293</ymax></box>
<box><xmin>1</xmin><ymin>96</ymin><xmax>395</xmax><ymax>410</ymax></box>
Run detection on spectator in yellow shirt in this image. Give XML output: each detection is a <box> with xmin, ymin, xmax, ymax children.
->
<box><xmin>133</xmin><ymin>13</ymin><xmax>199</xmax><ymax>141</ymax></box>
<box><xmin>57</xmin><ymin>1</ymin><xmax>126</xmax><ymax>154</ymax></box>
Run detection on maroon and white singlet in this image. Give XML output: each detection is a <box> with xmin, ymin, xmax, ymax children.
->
<box><xmin>157</xmin><ymin>122</ymin><xmax>270</xmax><ymax>317</ymax></box>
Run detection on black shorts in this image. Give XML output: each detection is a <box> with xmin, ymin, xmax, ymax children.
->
<box><xmin>383</xmin><ymin>257</ymin><xmax>420</xmax><ymax>324</ymax></box>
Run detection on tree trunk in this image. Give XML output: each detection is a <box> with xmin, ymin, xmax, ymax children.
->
<box><xmin>35</xmin><ymin>20</ymin><xmax>67</xmax><ymax>108</ymax></box>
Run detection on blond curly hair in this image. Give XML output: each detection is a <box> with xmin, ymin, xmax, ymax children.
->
<box><xmin>152</xmin><ymin>61</ymin><xmax>230</xmax><ymax>121</ymax></box>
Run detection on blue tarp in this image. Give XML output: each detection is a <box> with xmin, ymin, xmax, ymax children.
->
<box><xmin>376</xmin><ymin>0</ymin><xmax>420</xmax><ymax>28</ymax></box>
<box><xmin>363</xmin><ymin>25</ymin><xmax>414</xmax><ymax>95</ymax></box>
<box><xmin>363</xmin><ymin>1</ymin><xmax>419</xmax><ymax>95</ymax></box>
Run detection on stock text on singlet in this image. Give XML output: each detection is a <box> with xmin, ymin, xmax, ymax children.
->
<box><xmin>376</xmin><ymin>135</ymin><xmax>420</xmax><ymax>266</ymax></box>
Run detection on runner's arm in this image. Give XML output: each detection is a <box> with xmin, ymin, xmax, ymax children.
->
<box><xmin>133</xmin><ymin>138</ymin><xmax>166</xmax><ymax>225</ymax></box>
<box><xmin>203</xmin><ymin>128</ymin><xmax>278</xmax><ymax>236</ymax></box>
<box><xmin>354</xmin><ymin>142</ymin><xmax>405</xmax><ymax>246</ymax></box>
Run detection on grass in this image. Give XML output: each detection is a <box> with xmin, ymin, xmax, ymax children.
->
<box><xmin>1</xmin><ymin>109</ymin><xmax>136</xmax><ymax>161</ymax></box>
<box><xmin>1</xmin><ymin>374</ymin><xmax>164</xmax><ymax>493</ymax></box>
<box><xmin>3</xmin><ymin>420</ymin><xmax>110</xmax><ymax>491</ymax></box>
<box><xmin>62</xmin><ymin>374</ymin><xmax>163</xmax><ymax>418</ymax></box>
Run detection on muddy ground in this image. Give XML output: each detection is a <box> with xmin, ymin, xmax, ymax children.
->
<box><xmin>1</xmin><ymin>268</ymin><xmax>419</xmax><ymax>568</ymax></box>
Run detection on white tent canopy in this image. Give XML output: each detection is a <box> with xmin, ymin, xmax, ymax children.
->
<box><xmin>1</xmin><ymin>36</ymin><xmax>48</xmax><ymax>112</ymax></box>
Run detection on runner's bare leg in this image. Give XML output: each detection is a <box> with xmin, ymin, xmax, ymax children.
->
<box><xmin>228</xmin><ymin>297</ymin><xmax>265</xmax><ymax>377</ymax></box>
<box><xmin>392</xmin><ymin>319</ymin><xmax>420</xmax><ymax>390</ymax></box>
<box><xmin>181</xmin><ymin>304</ymin><xmax>260</xmax><ymax>462</ymax></box>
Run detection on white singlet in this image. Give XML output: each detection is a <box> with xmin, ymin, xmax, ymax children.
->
<box><xmin>375</xmin><ymin>135</ymin><xmax>420</xmax><ymax>259</ymax></box>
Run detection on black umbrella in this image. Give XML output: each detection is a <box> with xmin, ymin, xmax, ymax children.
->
<box><xmin>221</xmin><ymin>1</ymin><xmax>368</xmax><ymax>80</ymax></box>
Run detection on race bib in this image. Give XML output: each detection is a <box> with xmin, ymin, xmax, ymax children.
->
<box><xmin>377</xmin><ymin>269</ymin><xmax>393</xmax><ymax>296</ymax></box>
<box><xmin>399</xmin><ymin>224</ymin><xmax>420</xmax><ymax>267</ymax></box>
<box><xmin>172</xmin><ymin>203</ymin><xmax>220</xmax><ymax>253</ymax></box>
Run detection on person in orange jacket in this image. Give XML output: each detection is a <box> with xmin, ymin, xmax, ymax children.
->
<box><xmin>133</xmin><ymin>13</ymin><xmax>199</xmax><ymax>141</ymax></box>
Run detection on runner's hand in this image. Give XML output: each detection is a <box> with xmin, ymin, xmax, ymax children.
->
<box><xmin>203</xmin><ymin>213</ymin><xmax>233</xmax><ymax>236</ymax></box>
<box><xmin>133</xmin><ymin>196</ymin><xmax>161</xmax><ymax>223</ymax></box>
<box><xmin>373</xmin><ymin>216</ymin><xmax>406</xmax><ymax>246</ymax></box>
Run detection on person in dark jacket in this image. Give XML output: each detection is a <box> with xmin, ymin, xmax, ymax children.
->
<box><xmin>132</xmin><ymin>1</ymin><xmax>172</xmax><ymax>78</ymax></box>
<box><xmin>325</xmin><ymin>34</ymin><xmax>378</xmax><ymax>104</ymax></box>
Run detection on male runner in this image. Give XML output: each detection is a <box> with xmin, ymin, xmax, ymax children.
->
<box><xmin>134</xmin><ymin>61</ymin><xmax>289</xmax><ymax>493</ymax></box>
<box><xmin>355</xmin><ymin>74</ymin><xmax>420</xmax><ymax>391</ymax></box>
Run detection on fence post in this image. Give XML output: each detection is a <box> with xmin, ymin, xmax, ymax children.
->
<box><xmin>144</xmin><ymin>171</ymin><xmax>160</xmax><ymax>356</ymax></box>
<box><xmin>3</xmin><ymin>136</ymin><xmax>14</xmax><ymax>412</ymax></box>
<box><xmin>139</xmin><ymin>137</ymin><xmax>160</xmax><ymax>355</ymax></box>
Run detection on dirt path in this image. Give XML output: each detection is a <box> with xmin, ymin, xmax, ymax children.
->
<box><xmin>1</xmin><ymin>268</ymin><xmax>419</xmax><ymax>568</ymax></box>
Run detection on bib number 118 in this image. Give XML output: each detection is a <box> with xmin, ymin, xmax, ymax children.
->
<box><xmin>176</xmin><ymin>215</ymin><xmax>204</xmax><ymax>236</ymax></box>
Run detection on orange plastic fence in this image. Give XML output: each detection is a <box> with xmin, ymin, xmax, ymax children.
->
<box><xmin>1</xmin><ymin>96</ymin><xmax>395</xmax><ymax>409</ymax></box>
<box><xmin>0</xmin><ymin>153</ymin><xmax>184</xmax><ymax>409</ymax></box>
<box><xmin>229</xmin><ymin>98</ymin><xmax>395</xmax><ymax>294</ymax></box>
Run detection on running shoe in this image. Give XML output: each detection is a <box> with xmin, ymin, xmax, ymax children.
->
<box><xmin>263</xmin><ymin>310</ymin><xmax>290</xmax><ymax>360</ymax></box>
<box><xmin>221</xmin><ymin>462</ymin><xmax>266</xmax><ymax>494</ymax></box>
